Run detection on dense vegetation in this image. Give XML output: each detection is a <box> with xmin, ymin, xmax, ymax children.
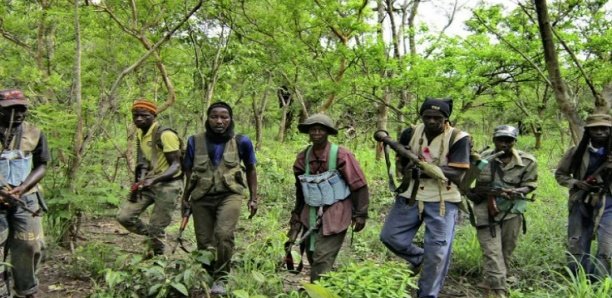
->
<box><xmin>0</xmin><ymin>0</ymin><xmax>610</xmax><ymax>297</ymax></box>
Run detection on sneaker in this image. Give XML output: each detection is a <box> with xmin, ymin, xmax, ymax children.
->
<box><xmin>210</xmin><ymin>281</ymin><xmax>227</xmax><ymax>296</ymax></box>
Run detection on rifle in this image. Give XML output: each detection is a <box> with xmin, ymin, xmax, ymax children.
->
<box><xmin>284</xmin><ymin>220</ymin><xmax>302</xmax><ymax>272</ymax></box>
<box><xmin>0</xmin><ymin>188</ymin><xmax>41</xmax><ymax>216</ymax></box>
<box><xmin>171</xmin><ymin>206</ymin><xmax>192</xmax><ymax>254</ymax></box>
<box><xmin>571</xmin><ymin>158</ymin><xmax>611</xmax><ymax>205</ymax></box>
<box><xmin>373</xmin><ymin>130</ymin><xmax>448</xmax><ymax>183</ymax></box>
<box><xmin>473</xmin><ymin>186</ymin><xmax>532</xmax><ymax>237</ymax></box>
<box><xmin>129</xmin><ymin>164</ymin><xmax>148</xmax><ymax>202</ymax></box>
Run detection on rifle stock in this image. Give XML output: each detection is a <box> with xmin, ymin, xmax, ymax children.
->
<box><xmin>373</xmin><ymin>130</ymin><xmax>448</xmax><ymax>183</ymax></box>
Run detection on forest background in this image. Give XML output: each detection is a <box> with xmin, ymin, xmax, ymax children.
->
<box><xmin>0</xmin><ymin>0</ymin><xmax>611</xmax><ymax>297</ymax></box>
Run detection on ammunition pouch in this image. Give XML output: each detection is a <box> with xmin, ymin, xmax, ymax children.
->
<box><xmin>298</xmin><ymin>170</ymin><xmax>350</xmax><ymax>207</ymax></box>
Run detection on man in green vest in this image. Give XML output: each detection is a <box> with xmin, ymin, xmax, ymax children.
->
<box><xmin>182</xmin><ymin>102</ymin><xmax>258</xmax><ymax>295</ymax></box>
<box><xmin>117</xmin><ymin>99</ymin><xmax>183</xmax><ymax>256</ymax></box>
<box><xmin>290</xmin><ymin>113</ymin><xmax>369</xmax><ymax>282</ymax></box>
<box><xmin>0</xmin><ymin>89</ymin><xmax>49</xmax><ymax>298</ymax></box>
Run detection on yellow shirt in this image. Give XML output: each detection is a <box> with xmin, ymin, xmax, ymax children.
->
<box><xmin>137</xmin><ymin>122</ymin><xmax>182</xmax><ymax>177</ymax></box>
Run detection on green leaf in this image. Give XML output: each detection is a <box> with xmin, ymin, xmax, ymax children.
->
<box><xmin>232</xmin><ymin>289</ymin><xmax>250</xmax><ymax>298</ymax></box>
<box><xmin>148</xmin><ymin>284</ymin><xmax>162</xmax><ymax>296</ymax></box>
<box><xmin>302</xmin><ymin>283</ymin><xmax>341</xmax><ymax>298</ymax></box>
<box><xmin>170</xmin><ymin>282</ymin><xmax>189</xmax><ymax>296</ymax></box>
<box><xmin>251</xmin><ymin>270</ymin><xmax>266</xmax><ymax>284</ymax></box>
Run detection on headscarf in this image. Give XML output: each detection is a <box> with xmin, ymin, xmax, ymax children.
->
<box><xmin>205</xmin><ymin>101</ymin><xmax>235</xmax><ymax>143</ymax></box>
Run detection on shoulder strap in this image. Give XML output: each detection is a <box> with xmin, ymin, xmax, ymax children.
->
<box><xmin>449</xmin><ymin>127</ymin><xmax>459</xmax><ymax>146</ymax></box>
<box><xmin>304</xmin><ymin>143</ymin><xmax>339</xmax><ymax>174</ymax></box>
<box><xmin>328</xmin><ymin>143</ymin><xmax>339</xmax><ymax>170</ymax></box>
<box><xmin>155</xmin><ymin>126</ymin><xmax>180</xmax><ymax>150</ymax></box>
<box><xmin>304</xmin><ymin>145</ymin><xmax>313</xmax><ymax>175</ymax></box>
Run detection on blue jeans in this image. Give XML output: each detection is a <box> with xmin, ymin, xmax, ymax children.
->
<box><xmin>0</xmin><ymin>192</ymin><xmax>44</xmax><ymax>296</ymax></box>
<box><xmin>567</xmin><ymin>194</ymin><xmax>611</xmax><ymax>278</ymax></box>
<box><xmin>380</xmin><ymin>197</ymin><xmax>458</xmax><ymax>298</ymax></box>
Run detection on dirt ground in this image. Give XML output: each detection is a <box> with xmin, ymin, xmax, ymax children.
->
<box><xmin>34</xmin><ymin>216</ymin><xmax>480</xmax><ymax>298</ymax></box>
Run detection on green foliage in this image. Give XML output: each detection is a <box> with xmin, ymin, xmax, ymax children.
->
<box><xmin>315</xmin><ymin>260</ymin><xmax>417</xmax><ymax>298</ymax></box>
<box><xmin>68</xmin><ymin>242</ymin><xmax>121</xmax><ymax>280</ymax></box>
<box><xmin>92</xmin><ymin>250</ymin><xmax>214</xmax><ymax>297</ymax></box>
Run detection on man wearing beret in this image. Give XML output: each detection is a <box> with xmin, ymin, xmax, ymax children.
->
<box><xmin>380</xmin><ymin>98</ymin><xmax>471</xmax><ymax>297</ymax></box>
<box><xmin>556</xmin><ymin>113</ymin><xmax>612</xmax><ymax>279</ymax></box>
<box><xmin>289</xmin><ymin>113</ymin><xmax>369</xmax><ymax>282</ymax></box>
<box><xmin>0</xmin><ymin>89</ymin><xmax>49</xmax><ymax>298</ymax></box>
<box><xmin>117</xmin><ymin>99</ymin><xmax>183</xmax><ymax>257</ymax></box>
<box><xmin>470</xmin><ymin>125</ymin><xmax>537</xmax><ymax>298</ymax></box>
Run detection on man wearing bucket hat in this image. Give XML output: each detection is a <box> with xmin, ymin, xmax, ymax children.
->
<box><xmin>469</xmin><ymin>125</ymin><xmax>537</xmax><ymax>298</ymax></box>
<box><xmin>289</xmin><ymin>113</ymin><xmax>369</xmax><ymax>282</ymax></box>
<box><xmin>556</xmin><ymin>113</ymin><xmax>612</xmax><ymax>279</ymax></box>
<box><xmin>379</xmin><ymin>97</ymin><xmax>471</xmax><ymax>297</ymax></box>
<box><xmin>0</xmin><ymin>89</ymin><xmax>50</xmax><ymax>298</ymax></box>
<box><xmin>117</xmin><ymin>99</ymin><xmax>183</xmax><ymax>257</ymax></box>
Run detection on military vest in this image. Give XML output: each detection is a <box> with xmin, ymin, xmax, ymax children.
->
<box><xmin>188</xmin><ymin>134</ymin><xmax>246</xmax><ymax>200</ymax></box>
<box><xmin>400</xmin><ymin>123</ymin><xmax>467</xmax><ymax>203</ymax></box>
<box><xmin>0</xmin><ymin>122</ymin><xmax>41</xmax><ymax>193</ymax></box>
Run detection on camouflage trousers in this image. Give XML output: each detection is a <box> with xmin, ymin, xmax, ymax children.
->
<box><xmin>117</xmin><ymin>179</ymin><xmax>182</xmax><ymax>254</ymax></box>
<box><xmin>191</xmin><ymin>193</ymin><xmax>243</xmax><ymax>279</ymax></box>
<box><xmin>0</xmin><ymin>192</ymin><xmax>45</xmax><ymax>297</ymax></box>
<box><xmin>476</xmin><ymin>215</ymin><xmax>522</xmax><ymax>291</ymax></box>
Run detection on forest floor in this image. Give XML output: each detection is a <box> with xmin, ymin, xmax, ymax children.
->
<box><xmin>34</xmin><ymin>215</ymin><xmax>482</xmax><ymax>298</ymax></box>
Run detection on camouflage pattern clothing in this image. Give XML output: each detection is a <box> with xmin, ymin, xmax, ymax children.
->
<box><xmin>473</xmin><ymin>148</ymin><xmax>537</xmax><ymax>292</ymax></box>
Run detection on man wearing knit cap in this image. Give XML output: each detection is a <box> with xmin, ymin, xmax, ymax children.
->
<box><xmin>380</xmin><ymin>97</ymin><xmax>471</xmax><ymax>297</ymax></box>
<box><xmin>182</xmin><ymin>101</ymin><xmax>258</xmax><ymax>295</ymax></box>
<box><xmin>556</xmin><ymin>113</ymin><xmax>612</xmax><ymax>279</ymax></box>
<box><xmin>117</xmin><ymin>99</ymin><xmax>183</xmax><ymax>257</ymax></box>
<box><xmin>0</xmin><ymin>89</ymin><xmax>49</xmax><ymax>298</ymax></box>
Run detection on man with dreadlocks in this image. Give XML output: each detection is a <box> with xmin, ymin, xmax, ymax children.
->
<box><xmin>556</xmin><ymin>113</ymin><xmax>612</xmax><ymax>279</ymax></box>
<box><xmin>182</xmin><ymin>102</ymin><xmax>258</xmax><ymax>295</ymax></box>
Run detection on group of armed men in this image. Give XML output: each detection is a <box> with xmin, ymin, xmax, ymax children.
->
<box><xmin>0</xmin><ymin>89</ymin><xmax>609</xmax><ymax>297</ymax></box>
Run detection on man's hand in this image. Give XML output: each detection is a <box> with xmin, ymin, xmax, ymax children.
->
<box><xmin>141</xmin><ymin>178</ymin><xmax>155</xmax><ymax>188</ymax></box>
<box><xmin>248</xmin><ymin>197</ymin><xmax>258</xmax><ymax>219</ymax></box>
<box><xmin>352</xmin><ymin>217</ymin><xmax>366</xmax><ymax>232</ymax></box>
<box><xmin>181</xmin><ymin>199</ymin><xmax>191</xmax><ymax>217</ymax></box>
<box><xmin>575</xmin><ymin>180</ymin><xmax>597</xmax><ymax>191</ymax></box>
<box><xmin>8</xmin><ymin>186</ymin><xmax>25</xmax><ymax>198</ymax></box>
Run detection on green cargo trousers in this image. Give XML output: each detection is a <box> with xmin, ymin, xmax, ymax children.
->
<box><xmin>305</xmin><ymin>229</ymin><xmax>347</xmax><ymax>282</ymax></box>
<box><xmin>191</xmin><ymin>193</ymin><xmax>243</xmax><ymax>278</ymax></box>
<box><xmin>0</xmin><ymin>192</ymin><xmax>44</xmax><ymax>297</ymax></box>
<box><xmin>117</xmin><ymin>179</ymin><xmax>182</xmax><ymax>254</ymax></box>
<box><xmin>477</xmin><ymin>215</ymin><xmax>522</xmax><ymax>291</ymax></box>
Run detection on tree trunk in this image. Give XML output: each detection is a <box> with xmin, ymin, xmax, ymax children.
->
<box><xmin>534</xmin><ymin>0</ymin><xmax>582</xmax><ymax>144</ymax></box>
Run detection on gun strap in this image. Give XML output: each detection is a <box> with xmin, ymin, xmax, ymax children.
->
<box><xmin>383</xmin><ymin>144</ymin><xmax>397</xmax><ymax>192</ymax></box>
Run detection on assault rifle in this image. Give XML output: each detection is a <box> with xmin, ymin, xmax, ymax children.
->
<box><xmin>472</xmin><ymin>186</ymin><xmax>533</xmax><ymax>237</ymax></box>
<box><xmin>171</xmin><ymin>206</ymin><xmax>191</xmax><ymax>254</ymax></box>
<box><xmin>572</xmin><ymin>158</ymin><xmax>611</xmax><ymax>205</ymax></box>
<box><xmin>129</xmin><ymin>164</ymin><xmax>148</xmax><ymax>202</ymax></box>
<box><xmin>373</xmin><ymin>130</ymin><xmax>448</xmax><ymax>183</ymax></box>
<box><xmin>0</xmin><ymin>188</ymin><xmax>42</xmax><ymax>216</ymax></box>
